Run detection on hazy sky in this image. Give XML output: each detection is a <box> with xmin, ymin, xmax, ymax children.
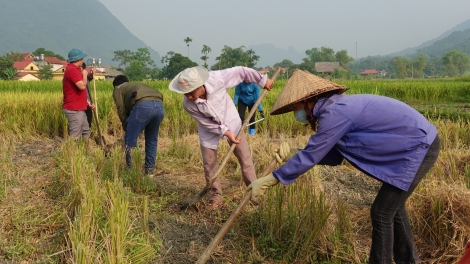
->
<box><xmin>98</xmin><ymin>0</ymin><xmax>470</xmax><ymax>65</ymax></box>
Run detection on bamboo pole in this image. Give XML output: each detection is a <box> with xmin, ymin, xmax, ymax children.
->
<box><xmin>196</xmin><ymin>158</ymin><xmax>278</xmax><ymax>264</ymax></box>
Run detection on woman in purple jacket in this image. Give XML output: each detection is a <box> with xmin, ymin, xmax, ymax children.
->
<box><xmin>248</xmin><ymin>69</ymin><xmax>440</xmax><ymax>264</ymax></box>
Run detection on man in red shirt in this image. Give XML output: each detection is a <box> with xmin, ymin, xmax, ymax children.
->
<box><xmin>63</xmin><ymin>48</ymin><xmax>94</xmax><ymax>139</ymax></box>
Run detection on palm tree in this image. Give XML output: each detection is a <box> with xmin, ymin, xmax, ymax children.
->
<box><xmin>216</xmin><ymin>51</ymin><xmax>226</xmax><ymax>70</ymax></box>
<box><xmin>246</xmin><ymin>49</ymin><xmax>259</xmax><ymax>67</ymax></box>
<box><xmin>201</xmin><ymin>45</ymin><xmax>211</xmax><ymax>68</ymax></box>
<box><xmin>200</xmin><ymin>55</ymin><xmax>208</xmax><ymax>68</ymax></box>
<box><xmin>220</xmin><ymin>45</ymin><xmax>234</xmax><ymax>68</ymax></box>
<box><xmin>161</xmin><ymin>51</ymin><xmax>175</xmax><ymax>66</ymax></box>
<box><xmin>215</xmin><ymin>55</ymin><xmax>222</xmax><ymax>70</ymax></box>
<box><xmin>1</xmin><ymin>67</ymin><xmax>19</xmax><ymax>80</ymax></box>
<box><xmin>184</xmin><ymin>37</ymin><xmax>193</xmax><ymax>58</ymax></box>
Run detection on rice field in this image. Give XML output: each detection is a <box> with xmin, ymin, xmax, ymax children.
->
<box><xmin>0</xmin><ymin>78</ymin><xmax>469</xmax><ymax>263</ymax></box>
<box><xmin>1</xmin><ymin>78</ymin><xmax>470</xmax><ymax>138</ymax></box>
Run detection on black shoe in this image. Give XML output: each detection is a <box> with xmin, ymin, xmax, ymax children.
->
<box><xmin>145</xmin><ymin>169</ymin><xmax>155</xmax><ymax>178</ymax></box>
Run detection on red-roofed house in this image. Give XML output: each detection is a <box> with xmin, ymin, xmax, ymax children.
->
<box><xmin>51</xmin><ymin>64</ymin><xmax>105</xmax><ymax>81</ymax></box>
<box><xmin>13</xmin><ymin>61</ymin><xmax>40</xmax><ymax>73</ymax></box>
<box><xmin>52</xmin><ymin>65</ymin><xmax>67</xmax><ymax>81</ymax></box>
<box><xmin>360</xmin><ymin>69</ymin><xmax>379</xmax><ymax>77</ymax></box>
<box><xmin>44</xmin><ymin>56</ymin><xmax>67</xmax><ymax>65</ymax></box>
<box><xmin>47</xmin><ymin>59</ymin><xmax>69</xmax><ymax>81</ymax></box>
<box><xmin>258</xmin><ymin>67</ymin><xmax>271</xmax><ymax>75</ymax></box>
<box><xmin>10</xmin><ymin>52</ymin><xmax>35</xmax><ymax>61</ymax></box>
<box><xmin>84</xmin><ymin>67</ymin><xmax>105</xmax><ymax>81</ymax></box>
<box><xmin>258</xmin><ymin>67</ymin><xmax>288</xmax><ymax>75</ymax></box>
<box><xmin>360</xmin><ymin>69</ymin><xmax>389</xmax><ymax>78</ymax></box>
<box><xmin>10</xmin><ymin>52</ymin><xmax>107</xmax><ymax>81</ymax></box>
<box><xmin>17</xmin><ymin>72</ymin><xmax>40</xmax><ymax>81</ymax></box>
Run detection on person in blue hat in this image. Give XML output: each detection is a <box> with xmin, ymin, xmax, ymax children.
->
<box><xmin>62</xmin><ymin>48</ymin><xmax>95</xmax><ymax>140</ymax></box>
<box><xmin>233</xmin><ymin>80</ymin><xmax>265</xmax><ymax>135</ymax></box>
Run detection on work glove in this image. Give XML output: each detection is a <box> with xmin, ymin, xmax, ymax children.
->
<box><xmin>260</xmin><ymin>111</ymin><xmax>265</xmax><ymax>119</ymax></box>
<box><xmin>247</xmin><ymin>173</ymin><xmax>279</xmax><ymax>200</ymax></box>
<box><xmin>274</xmin><ymin>142</ymin><xmax>299</xmax><ymax>164</ymax></box>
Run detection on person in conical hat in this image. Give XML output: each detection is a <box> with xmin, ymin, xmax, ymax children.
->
<box><xmin>248</xmin><ymin>69</ymin><xmax>440</xmax><ymax>263</ymax></box>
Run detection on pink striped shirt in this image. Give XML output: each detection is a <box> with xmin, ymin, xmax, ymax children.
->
<box><xmin>183</xmin><ymin>67</ymin><xmax>267</xmax><ymax>149</ymax></box>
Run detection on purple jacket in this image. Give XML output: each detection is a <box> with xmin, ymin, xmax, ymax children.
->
<box><xmin>273</xmin><ymin>94</ymin><xmax>437</xmax><ymax>191</ymax></box>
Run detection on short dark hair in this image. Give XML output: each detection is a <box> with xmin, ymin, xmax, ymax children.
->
<box><xmin>82</xmin><ymin>62</ymin><xmax>87</xmax><ymax>69</ymax></box>
<box><xmin>113</xmin><ymin>75</ymin><xmax>129</xmax><ymax>87</ymax></box>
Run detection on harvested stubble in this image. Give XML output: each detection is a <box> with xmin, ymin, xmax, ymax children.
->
<box><xmin>409</xmin><ymin>182</ymin><xmax>470</xmax><ymax>263</ymax></box>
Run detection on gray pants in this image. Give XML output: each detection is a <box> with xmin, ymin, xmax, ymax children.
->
<box><xmin>200</xmin><ymin>132</ymin><xmax>257</xmax><ymax>203</ymax></box>
<box><xmin>63</xmin><ymin>109</ymin><xmax>89</xmax><ymax>139</ymax></box>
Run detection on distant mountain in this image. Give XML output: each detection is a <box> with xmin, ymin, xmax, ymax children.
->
<box><xmin>252</xmin><ymin>18</ymin><xmax>470</xmax><ymax>67</ymax></box>
<box><xmin>247</xmin><ymin>44</ymin><xmax>305</xmax><ymax>68</ymax></box>
<box><xmin>349</xmin><ymin>20</ymin><xmax>470</xmax><ymax>75</ymax></box>
<box><xmin>0</xmin><ymin>0</ymin><xmax>161</xmax><ymax>67</ymax></box>
<box><xmin>414</xmin><ymin>28</ymin><xmax>470</xmax><ymax>57</ymax></box>
<box><xmin>389</xmin><ymin>19</ymin><xmax>470</xmax><ymax>57</ymax></box>
<box><xmin>247</xmin><ymin>18</ymin><xmax>470</xmax><ymax>68</ymax></box>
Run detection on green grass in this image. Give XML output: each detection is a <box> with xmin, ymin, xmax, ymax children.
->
<box><xmin>1</xmin><ymin>78</ymin><xmax>470</xmax><ymax>139</ymax></box>
<box><xmin>1</xmin><ymin>77</ymin><xmax>470</xmax><ymax>263</ymax></box>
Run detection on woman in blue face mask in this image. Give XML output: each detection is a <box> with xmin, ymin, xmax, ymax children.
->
<box><xmin>247</xmin><ymin>69</ymin><xmax>440</xmax><ymax>264</ymax></box>
<box><xmin>293</xmin><ymin>106</ymin><xmax>308</xmax><ymax>124</ymax></box>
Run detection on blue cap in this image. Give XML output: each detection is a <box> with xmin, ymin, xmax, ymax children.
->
<box><xmin>67</xmin><ymin>48</ymin><xmax>87</xmax><ymax>62</ymax></box>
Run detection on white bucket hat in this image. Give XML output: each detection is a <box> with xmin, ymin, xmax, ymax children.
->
<box><xmin>169</xmin><ymin>66</ymin><xmax>209</xmax><ymax>94</ymax></box>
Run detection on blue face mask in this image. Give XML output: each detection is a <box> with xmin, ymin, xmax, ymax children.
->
<box><xmin>294</xmin><ymin>109</ymin><xmax>309</xmax><ymax>124</ymax></box>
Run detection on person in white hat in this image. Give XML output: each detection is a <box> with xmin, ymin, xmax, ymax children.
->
<box><xmin>247</xmin><ymin>69</ymin><xmax>440</xmax><ymax>263</ymax></box>
<box><xmin>169</xmin><ymin>66</ymin><xmax>274</xmax><ymax>209</ymax></box>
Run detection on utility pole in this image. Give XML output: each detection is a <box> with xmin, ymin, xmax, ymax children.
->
<box><xmin>356</xmin><ymin>42</ymin><xmax>357</xmax><ymax>60</ymax></box>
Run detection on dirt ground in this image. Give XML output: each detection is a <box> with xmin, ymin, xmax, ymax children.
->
<box><xmin>0</xmin><ymin>136</ymin><xmax>381</xmax><ymax>263</ymax></box>
<box><xmin>0</xmin><ymin>138</ymin><xmax>65</xmax><ymax>263</ymax></box>
<box><xmin>149</xmin><ymin>165</ymin><xmax>379</xmax><ymax>264</ymax></box>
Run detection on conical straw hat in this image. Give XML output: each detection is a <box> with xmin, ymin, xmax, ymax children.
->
<box><xmin>269</xmin><ymin>69</ymin><xmax>348</xmax><ymax>115</ymax></box>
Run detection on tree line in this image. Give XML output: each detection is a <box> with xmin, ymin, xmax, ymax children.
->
<box><xmin>112</xmin><ymin>40</ymin><xmax>354</xmax><ymax>81</ymax></box>
<box><xmin>350</xmin><ymin>50</ymin><xmax>470</xmax><ymax>79</ymax></box>
<box><xmin>1</xmin><ymin>40</ymin><xmax>469</xmax><ymax>81</ymax></box>
<box><xmin>111</xmin><ymin>38</ymin><xmax>469</xmax><ymax>81</ymax></box>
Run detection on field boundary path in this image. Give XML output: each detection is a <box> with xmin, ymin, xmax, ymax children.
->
<box><xmin>0</xmin><ymin>138</ymin><xmax>65</xmax><ymax>263</ymax></box>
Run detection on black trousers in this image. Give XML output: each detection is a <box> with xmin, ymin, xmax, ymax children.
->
<box><xmin>85</xmin><ymin>106</ymin><xmax>93</xmax><ymax>129</ymax></box>
<box><xmin>369</xmin><ymin>135</ymin><xmax>440</xmax><ymax>264</ymax></box>
<box><xmin>237</xmin><ymin>101</ymin><xmax>256</xmax><ymax>130</ymax></box>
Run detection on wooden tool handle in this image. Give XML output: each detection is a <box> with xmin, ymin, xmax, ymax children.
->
<box><xmin>196</xmin><ymin>158</ymin><xmax>278</xmax><ymax>264</ymax></box>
